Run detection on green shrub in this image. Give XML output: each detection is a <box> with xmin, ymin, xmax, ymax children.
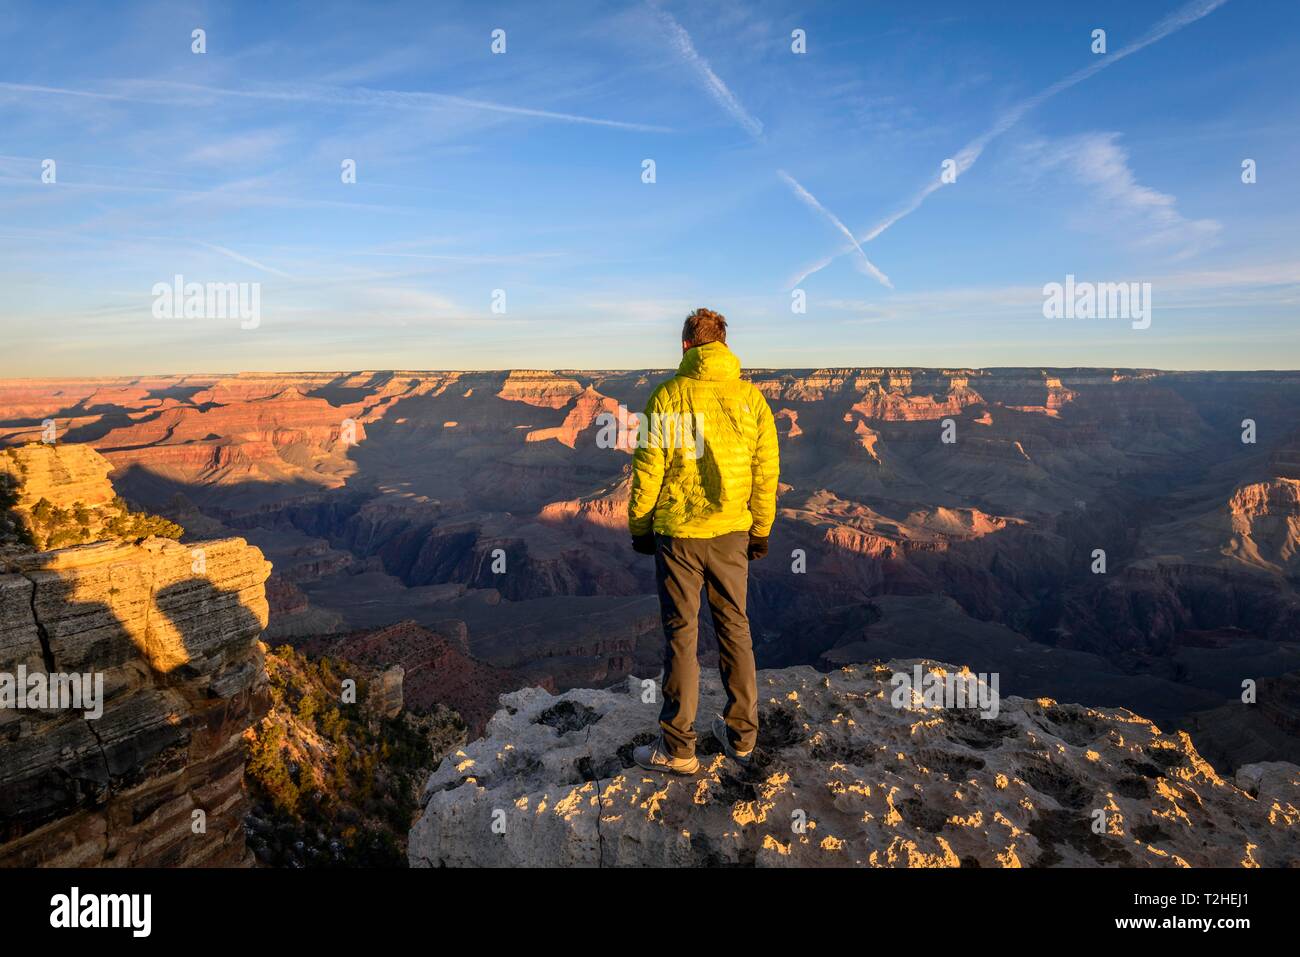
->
<box><xmin>244</xmin><ymin>645</ymin><xmax>461</xmax><ymax>868</ymax></box>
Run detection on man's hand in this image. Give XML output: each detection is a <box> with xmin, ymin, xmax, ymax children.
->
<box><xmin>747</xmin><ymin>534</ymin><xmax>769</xmax><ymax>561</ymax></box>
<box><xmin>632</xmin><ymin>532</ymin><xmax>657</xmax><ymax>556</ymax></box>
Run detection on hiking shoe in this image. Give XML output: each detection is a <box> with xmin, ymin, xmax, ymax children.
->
<box><xmin>712</xmin><ymin>714</ymin><xmax>754</xmax><ymax>765</ymax></box>
<box><xmin>633</xmin><ymin>738</ymin><xmax>700</xmax><ymax>775</ymax></box>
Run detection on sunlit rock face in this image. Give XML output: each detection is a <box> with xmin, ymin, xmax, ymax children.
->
<box><xmin>3</xmin><ymin>443</ymin><xmax>116</xmax><ymax>511</ymax></box>
<box><xmin>409</xmin><ymin>661</ymin><xmax>1300</xmax><ymax>868</ymax></box>
<box><xmin>496</xmin><ymin>371</ymin><xmax>586</xmax><ymax>410</ymax></box>
<box><xmin>0</xmin><ymin>446</ymin><xmax>272</xmax><ymax>867</ymax></box>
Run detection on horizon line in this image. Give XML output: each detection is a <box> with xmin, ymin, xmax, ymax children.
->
<box><xmin>6</xmin><ymin>365</ymin><xmax>1300</xmax><ymax>382</ymax></box>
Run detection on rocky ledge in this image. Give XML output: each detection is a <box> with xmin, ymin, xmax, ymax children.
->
<box><xmin>409</xmin><ymin>661</ymin><xmax>1300</xmax><ymax>867</ymax></box>
<box><xmin>0</xmin><ymin>535</ymin><xmax>271</xmax><ymax>867</ymax></box>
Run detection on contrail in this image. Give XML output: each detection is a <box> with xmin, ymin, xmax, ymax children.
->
<box><xmin>649</xmin><ymin>2</ymin><xmax>763</xmax><ymax>139</ymax></box>
<box><xmin>197</xmin><ymin>241</ymin><xmax>296</xmax><ymax>279</ymax></box>
<box><xmin>0</xmin><ymin>79</ymin><xmax>673</xmax><ymax>133</ymax></box>
<box><xmin>788</xmin><ymin>0</ymin><xmax>1233</xmax><ymax>287</ymax></box>
<box><xmin>0</xmin><ymin>81</ymin><xmax>138</xmax><ymax>102</ymax></box>
<box><xmin>778</xmin><ymin>171</ymin><xmax>892</xmax><ymax>288</ymax></box>
<box><xmin>150</xmin><ymin>80</ymin><xmax>676</xmax><ymax>133</ymax></box>
<box><xmin>650</xmin><ymin>3</ymin><xmax>896</xmax><ymax>285</ymax></box>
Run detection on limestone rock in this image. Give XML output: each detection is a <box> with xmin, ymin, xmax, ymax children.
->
<box><xmin>2</xmin><ymin>443</ymin><xmax>116</xmax><ymax>510</ymax></box>
<box><xmin>369</xmin><ymin>664</ymin><xmax>405</xmax><ymax>719</ymax></box>
<box><xmin>0</xmin><ymin>536</ymin><xmax>271</xmax><ymax>867</ymax></box>
<box><xmin>409</xmin><ymin>661</ymin><xmax>1300</xmax><ymax>868</ymax></box>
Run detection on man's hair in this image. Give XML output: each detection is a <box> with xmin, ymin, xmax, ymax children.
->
<box><xmin>682</xmin><ymin>307</ymin><xmax>727</xmax><ymax>346</ymax></box>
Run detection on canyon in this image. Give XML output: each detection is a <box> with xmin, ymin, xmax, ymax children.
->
<box><xmin>1</xmin><ymin>365</ymin><xmax>1299</xmax><ymax>866</ymax></box>
<box><xmin>3</xmin><ymin>367</ymin><xmax>1297</xmax><ymax>765</ymax></box>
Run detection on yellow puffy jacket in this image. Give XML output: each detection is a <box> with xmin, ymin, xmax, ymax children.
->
<box><xmin>628</xmin><ymin>341</ymin><xmax>780</xmax><ymax>539</ymax></box>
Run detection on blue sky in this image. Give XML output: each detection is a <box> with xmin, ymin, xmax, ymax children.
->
<box><xmin>2</xmin><ymin>0</ymin><xmax>1297</xmax><ymax>375</ymax></box>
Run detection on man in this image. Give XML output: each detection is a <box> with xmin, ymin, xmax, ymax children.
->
<box><xmin>628</xmin><ymin>307</ymin><xmax>779</xmax><ymax>775</ymax></box>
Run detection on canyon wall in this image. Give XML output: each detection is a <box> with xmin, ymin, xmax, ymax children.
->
<box><xmin>0</xmin><ymin>445</ymin><xmax>271</xmax><ymax>866</ymax></box>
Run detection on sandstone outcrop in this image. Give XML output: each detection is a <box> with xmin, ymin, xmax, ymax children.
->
<box><xmin>369</xmin><ymin>664</ymin><xmax>405</xmax><ymax>719</ymax></box>
<box><xmin>409</xmin><ymin>661</ymin><xmax>1300</xmax><ymax>868</ymax></box>
<box><xmin>496</xmin><ymin>371</ymin><xmax>586</xmax><ymax>410</ymax></box>
<box><xmin>3</xmin><ymin>443</ymin><xmax>116</xmax><ymax>511</ymax></box>
<box><xmin>0</xmin><ymin>446</ymin><xmax>273</xmax><ymax>867</ymax></box>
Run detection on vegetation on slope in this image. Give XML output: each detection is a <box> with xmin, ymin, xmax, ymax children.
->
<box><xmin>0</xmin><ymin>445</ymin><xmax>183</xmax><ymax>551</ymax></box>
<box><xmin>22</xmin><ymin>494</ymin><xmax>184</xmax><ymax>550</ymax></box>
<box><xmin>0</xmin><ymin>470</ymin><xmax>24</xmax><ymax>549</ymax></box>
<box><xmin>243</xmin><ymin>643</ymin><xmax>466</xmax><ymax>868</ymax></box>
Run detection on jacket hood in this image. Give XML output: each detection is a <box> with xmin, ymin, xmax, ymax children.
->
<box><xmin>678</xmin><ymin>341</ymin><xmax>742</xmax><ymax>381</ymax></box>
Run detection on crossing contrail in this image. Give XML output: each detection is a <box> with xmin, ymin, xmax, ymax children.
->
<box><xmin>651</xmin><ymin>2</ymin><xmax>892</xmax><ymax>286</ymax></box>
<box><xmin>779</xmin><ymin>171</ymin><xmax>893</xmax><ymax>288</ymax></box>
<box><xmin>787</xmin><ymin>0</ymin><xmax>1233</xmax><ymax>288</ymax></box>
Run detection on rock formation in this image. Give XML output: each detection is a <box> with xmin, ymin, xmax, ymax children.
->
<box><xmin>0</xmin><ymin>445</ymin><xmax>272</xmax><ymax>866</ymax></box>
<box><xmin>298</xmin><ymin>619</ymin><xmax>530</xmax><ymax>735</ymax></box>
<box><xmin>3</xmin><ymin>443</ymin><xmax>115</xmax><ymax>511</ymax></box>
<box><xmin>243</xmin><ymin>643</ymin><xmax>465</xmax><ymax>868</ymax></box>
<box><xmin>368</xmin><ymin>664</ymin><xmax>405</xmax><ymax>719</ymax></box>
<box><xmin>409</xmin><ymin>661</ymin><xmax>1300</xmax><ymax>867</ymax></box>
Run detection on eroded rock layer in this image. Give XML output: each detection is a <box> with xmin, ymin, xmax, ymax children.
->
<box><xmin>0</xmin><ymin>446</ymin><xmax>272</xmax><ymax>867</ymax></box>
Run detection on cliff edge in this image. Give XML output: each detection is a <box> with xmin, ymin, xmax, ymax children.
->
<box><xmin>409</xmin><ymin>662</ymin><xmax>1300</xmax><ymax>867</ymax></box>
<box><xmin>0</xmin><ymin>444</ymin><xmax>271</xmax><ymax>866</ymax></box>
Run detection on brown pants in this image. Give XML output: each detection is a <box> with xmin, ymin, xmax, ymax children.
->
<box><xmin>654</xmin><ymin>530</ymin><xmax>758</xmax><ymax>759</ymax></box>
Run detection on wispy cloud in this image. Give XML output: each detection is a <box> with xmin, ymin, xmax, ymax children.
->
<box><xmin>187</xmin><ymin>130</ymin><xmax>291</xmax><ymax>166</ymax></box>
<box><xmin>808</xmin><ymin>257</ymin><xmax>1300</xmax><ymax>323</ymax></box>
<box><xmin>789</xmin><ymin>0</ymin><xmax>1233</xmax><ymax>287</ymax></box>
<box><xmin>149</xmin><ymin>79</ymin><xmax>675</xmax><ymax>133</ymax></box>
<box><xmin>0</xmin><ymin>81</ymin><xmax>138</xmax><ymax>102</ymax></box>
<box><xmin>1029</xmin><ymin>132</ymin><xmax>1220</xmax><ymax>258</ymax></box>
